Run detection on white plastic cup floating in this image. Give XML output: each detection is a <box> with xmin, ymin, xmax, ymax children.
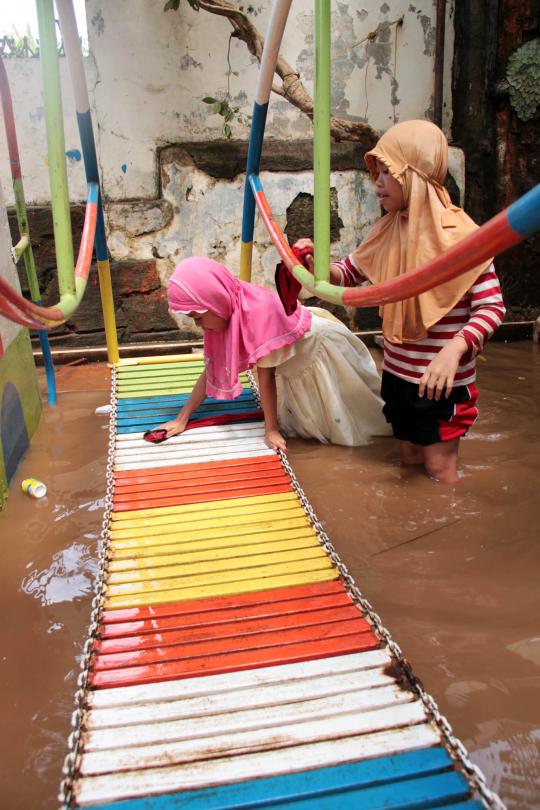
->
<box><xmin>22</xmin><ymin>478</ymin><xmax>47</xmax><ymax>499</ymax></box>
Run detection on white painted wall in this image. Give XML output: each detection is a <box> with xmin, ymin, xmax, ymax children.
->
<box><xmin>0</xmin><ymin>0</ymin><xmax>455</xmax><ymax>204</ymax></box>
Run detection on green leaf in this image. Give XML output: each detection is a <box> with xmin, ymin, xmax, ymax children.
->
<box><xmin>164</xmin><ymin>0</ymin><xmax>180</xmax><ymax>11</ymax></box>
<box><xmin>202</xmin><ymin>97</ymin><xmax>217</xmax><ymax>104</ymax></box>
<box><xmin>211</xmin><ymin>102</ymin><xmax>222</xmax><ymax>115</ymax></box>
<box><xmin>223</xmin><ymin>124</ymin><xmax>232</xmax><ymax>139</ymax></box>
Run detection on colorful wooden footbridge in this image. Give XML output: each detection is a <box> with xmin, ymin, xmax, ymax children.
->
<box><xmin>58</xmin><ymin>355</ymin><xmax>504</xmax><ymax>809</ymax></box>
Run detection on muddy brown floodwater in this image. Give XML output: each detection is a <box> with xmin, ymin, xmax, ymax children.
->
<box><xmin>0</xmin><ymin>342</ymin><xmax>538</xmax><ymax>809</ymax></box>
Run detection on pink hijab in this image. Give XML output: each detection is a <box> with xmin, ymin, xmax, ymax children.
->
<box><xmin>168</xmin><ymin>257</ymin><xmax>312</xmax><ymax>399</ymax></box>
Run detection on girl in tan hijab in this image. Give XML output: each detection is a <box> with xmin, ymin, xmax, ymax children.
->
<box><xmin>295</xmin><ymin>120</ymin><xmax>506</xmax><ymax>483</ymax></box>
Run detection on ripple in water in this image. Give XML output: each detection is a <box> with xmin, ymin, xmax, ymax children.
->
<box><xmin>21</xmin><ymin>543</ymin><xmax>99</xmax><ymax>605</ymax></box>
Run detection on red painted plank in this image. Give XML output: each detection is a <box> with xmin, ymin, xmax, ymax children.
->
<box><xmin>113</xmin><ymin>456</ymin><xmax>284</xmax><ymax>485</ymax></box>
<box><xmin>94</xmin><ymin>605</ymin><xmax>366</xmax><ymax>655</ymax></box>
<box><xmin>112</xmin><ymin>469</ymin><xmax>289</xmax><ymax>501</ymax></box>
<box><xmin>113</xmin><ymin>458</ymin><xmax>285</xmax><ymax>490</ymax></box>
<box><xmin>112</xmin><ymin>482</ymin><xmax>292</xmax><ymax>512</ymax></box>
<box><xmin>99</xmin><ymin>588</ymin><xmax>355</xmax><ymax>639</ymax></box>
<box><xmin>100</xmin><ymin>581</ymin><xmax>348</xmax><ymax>623</ymax></box>
<box><xmin>92</xmin><ymin>619</ymin><xmax>374</xmax><ymax>671</ymax></box>
<box><xmin>90</xmin><ymin>634</ymin><xmax>380</xmax><ymax>689</ymax></box>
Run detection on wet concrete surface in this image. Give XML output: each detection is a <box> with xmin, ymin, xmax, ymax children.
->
<box><xmin>0</xmin><ymin>341</ymin><xmax>538</xmax><ymax>809</ymax></box>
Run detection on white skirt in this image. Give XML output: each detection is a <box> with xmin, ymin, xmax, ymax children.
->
<box><xmin>259</xmin><ymin>312</ymin><xmax>391</xmax><ymax>446</ymax></box>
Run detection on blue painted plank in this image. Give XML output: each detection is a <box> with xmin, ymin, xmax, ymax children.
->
<box><xmin>117</xmin><ymin>415</ymin><xmax>264</xmax><ymax>434</ymax></box>
<box><xmin>117</xmin><ymin>399</ymin><xmax>258</xmax><ymax>418</ymax></box>
<box><xmin>116</xmin><ymin>403</ymin><xmax>260</xmax><ymax>423</ymax></box>
<box><xmin>88</xmin><ymin>747</ymin><xmax>457</xmax><ymax>810</ymax></box>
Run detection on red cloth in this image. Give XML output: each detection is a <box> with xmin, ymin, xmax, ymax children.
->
<box><xmin>275</xmin><ymin>244</ymin><xmax>312</xmax><ymax>316</ymax></box>
<box><xmin>185</xmin><ymin>410</ymin><xmax>264</xmax><ymax>431</ymax></box>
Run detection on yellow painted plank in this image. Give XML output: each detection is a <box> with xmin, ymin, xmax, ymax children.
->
<box><xmin>106</xmin><ymin>547</ymin><xmax>330</xmax><ymax>591</ymax></box>
<box><xmin>116</xmin><ymin>354</ymin><xmax>205</xmax><ymax>366</ymax></box>
<box><xmin>109</xmin><ymin>523</ymin><xmax>315</xmax><ymax>555</ymax></box>
<box><xmin>104</xmin><ymin>567</ymin><xmax>339</xmax><ymax>610</ymax></box>
<box><xmin>110</xmin><ymin>492</ymin><xmax>300</xmax><ymax>525</ymax></box>
<box><xmin>108</xmin><ymin>535</ymin><xmax>322</xmax><ymax>574</ymax></box>
<box><xmin>110</xmin><ymin>511</ymin><xmax>308</xmax><ymax>545</ymax></box>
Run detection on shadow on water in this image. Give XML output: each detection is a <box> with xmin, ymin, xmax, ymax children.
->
<box><xmin>0</xmin><ymin>342</ymin><xmax>538</xmax><ymax>809</ymax></box>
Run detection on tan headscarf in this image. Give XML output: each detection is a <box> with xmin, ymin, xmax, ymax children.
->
<box><xmin>352</xmin><ymin>119</ymin><xmax>493</xmax><ymax>343</ymax></box>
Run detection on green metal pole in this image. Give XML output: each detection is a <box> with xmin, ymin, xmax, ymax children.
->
<box><xmin>313</xmin><ymin>0</ymin><xmax>331</xmax><ymax>283</ymax></box>
<box><xmin>35</xmin><ymin>0</ymin><xmax>75</xmax><ymax>299</ymax></box>
<box><xmin>12</xmin><ymin>179</ymin><xmax>40</xmax><ymax>300</ymax></box>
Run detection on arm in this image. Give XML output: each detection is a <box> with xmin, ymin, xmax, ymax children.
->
<box><xmin>158</xmin><ymin>370</ymin><xmax>207</xmax><ymax>437</ymax></box>
<box><xmin>293</xmin><ymin>238</ymin><xmax>344</xmax><ymax>285</ymax></box>
<box><xmin>419</xmin><ymin>266</ymin><xmax>506</xmax><ymax>401</ymax></box>
<box><xmin>256</xmin><ymin>365</ymin><xmax>287</xmax><ymax>452</ymax></box>
<box><xmin>293</xmin><ymin>239</ymin><xmax>369</xmax><ymax>287</ymax></box>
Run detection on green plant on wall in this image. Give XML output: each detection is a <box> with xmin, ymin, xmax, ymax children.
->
<box><xmin>506</xmin><ymin>38</ymin><xmax>540</xmax><ymax>122</ymax></box>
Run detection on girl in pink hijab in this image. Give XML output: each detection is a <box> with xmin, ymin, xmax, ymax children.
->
<box><xmin>159</xmin><ymin>257</ymin><xmax>389</xmax><ymax>450</ymax></box>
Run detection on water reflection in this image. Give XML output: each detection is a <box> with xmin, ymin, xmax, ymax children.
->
<box><xmin>21</xmin><ymin>542</ymin><xmax>99</xmax><ymax>605</ymax></box>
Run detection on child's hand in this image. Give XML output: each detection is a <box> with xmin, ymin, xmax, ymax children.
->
<box><xmin>292</xmin><ymin>239</ymin><xmax>314</xmax><ymax>274</ymax></box>
<box><xmin>418</xmin><ymin>335</ymin><xmax>468</xmax><ymax>400</ymax></box>
<box><xmin>157</xmin><ymin>418</ymin><xmax>186</xmax><ymax>438</ymax></box>
<box><xmin>265</xmin><ymin>428</ymin><xmax>287</xmax><ymax>452</ymax></box>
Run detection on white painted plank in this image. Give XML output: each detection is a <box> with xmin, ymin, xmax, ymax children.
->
<box><xmin>81</xmin><ymin>702</ymin><xmax>427</xmax><ymax>775</ymax></box>
<box><xmin>116</xmin><ymin>423</ymin><xmax>265</xmax><ymax>447</ymax></box>
<box><xmin>84</xmin><ymin>684</ymin><xmax>412</xmax><ymax>751</ymax></box>
<box><xmin>114</xmin><ymin>447</ymin><xmax>275</xmax><ymax>471</ymax></box>
<box><xmin>75</xmin><ymin>723</ymin><xmax>439</xmax><ymax>805</ymax></box>
<box><xmin>114</xmin><ymin>437</ymin><xmax>270</xmax><ymax>462</ymax></box>
<box><xmin>87</xmin><ymin>651</ymin><xmax>392</xmax><ymax>709</ymax></box>
<box><xmin>86</xmin><ymin>669</ymin><xmax>396</xmax><ymax>730</ymax></box>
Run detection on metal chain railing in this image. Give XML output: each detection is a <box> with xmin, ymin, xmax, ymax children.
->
<box><xmin>246</xmin><ymin>369</ymin><xmax>506</xmax><ymax>810</ymax></box>
<box><xmin>58</xmin><ymin>366</ymin><xmax>118</xmax><ymax>809</ymax></box>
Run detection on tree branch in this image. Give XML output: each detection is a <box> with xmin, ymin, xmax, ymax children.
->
<box><xmin>186</xmin><ymin>0</ymin><xmax>377</xmax><ymax>145</ymax></box>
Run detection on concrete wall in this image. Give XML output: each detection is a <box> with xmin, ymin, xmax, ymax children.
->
<box><xmin>0</xmin><ymin>0</ymin><xmax>454</xmax><ymax>204</ymax></box>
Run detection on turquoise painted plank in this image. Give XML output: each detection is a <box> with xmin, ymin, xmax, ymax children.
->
<box><xmin>87</xmin><ymin>747</ymin><xmax>457</xmax><ymax>810</ymax></box>
<box><xmin>117</xmin><ymin>398</ymin><xmax>258</xmax><ymax>418</ymax></box>
<box><xmin>116</xmin><ymin>391</ymin><xmax>255</xmax><ymax>409</ymax></box>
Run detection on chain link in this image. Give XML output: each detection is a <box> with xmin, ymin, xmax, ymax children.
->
<box><xmin>247</xmin><ymin>370</ymin><xmax>506</xmax><ymax>810</ymax></box>
<box><xmin>58</xmin><ymin>366</ymin><xmax>118</xmax><ymax>809</ymax></box>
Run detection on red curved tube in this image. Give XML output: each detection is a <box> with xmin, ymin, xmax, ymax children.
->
<box><xmin>0</xmin><ymin>275</ymin><xmax>65</xmax><ymax>326</ymax></box>
<box><xmin>0</xmin><ymin>292</ymin><xmax>48</xmax><ymax>330</ymax></box>
<box><xmin>342</xmin><ymin>210</ymin><xmax>520</xmax><ymax>307</ymax></box>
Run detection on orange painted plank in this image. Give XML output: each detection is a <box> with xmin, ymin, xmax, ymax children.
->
<box><xmin>99</xmin><ymin>587</ymin><xmax>355</xmax><ymax>639</ymax></box>
<box><xmin>94</xmin><ymin>605</ymin><xmax>366</xmax><ymax>655</ymax></box>
<box><xmin>113</xmin><ymin>456</ymin><xmax>284</xmax><ymax>485</ymax></box>
<box><xmin>90</xmin><ymin>633</ymin><xmax>379</xmax><ymax>689</ymax></box>
<box><xmin>100</xmin><ymin>580</ymin><xmax>348</xmax><ymax>623</ymax></box>
<box><xmin>112</xmin><ymin>482</ymin><xmax>293</xmax><ymax>511</ymax></box>
<box><xmin>112</xmin><ymin>469</ymin><xmax>289</xmax><ymax>501</ymax></box>
<box><xmin>93</xmin><ymin>618</ymin><xmax>374</xmax><ymax>672</ymax></box>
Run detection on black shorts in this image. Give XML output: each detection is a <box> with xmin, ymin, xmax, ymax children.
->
<box><xmin>381</xmin><ymin>370</ymin><xmax>479</xmax><ymax>446</ymax></box>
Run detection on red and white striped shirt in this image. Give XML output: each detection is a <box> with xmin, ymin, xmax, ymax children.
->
<box><xmin>334</xmin><ymin>255</ymin><xmax>506</xmax><ymax>386</ymax></box>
